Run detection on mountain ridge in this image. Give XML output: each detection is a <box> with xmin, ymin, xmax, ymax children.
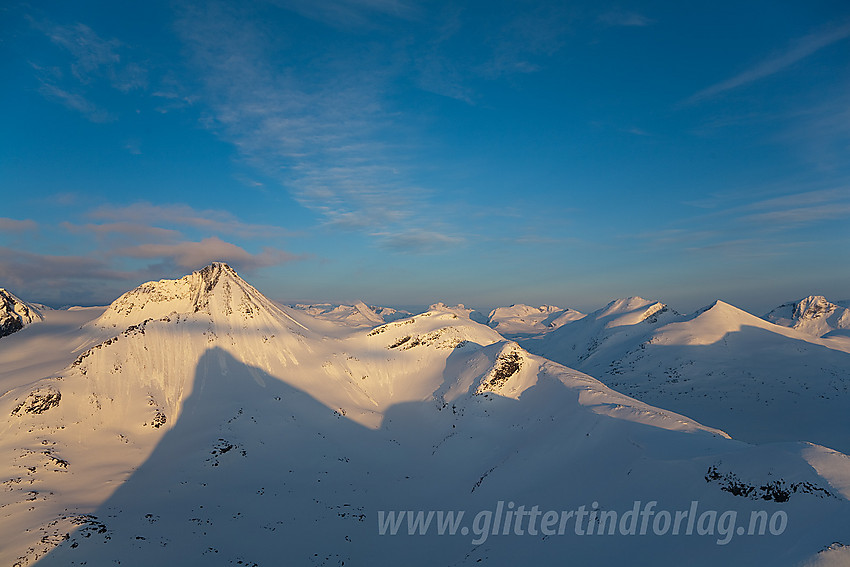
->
<box><xmin>0</xmin><ymin>288</ymin><xmax>43</xmax><ymax>338</ymax></box>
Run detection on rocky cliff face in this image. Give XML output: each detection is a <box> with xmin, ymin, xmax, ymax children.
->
<box><xmin>765</xmin><ymin>295</ymin><xmax>850</xmax><ymax>337</ymax></box>
<box><xmin>0</xmin><ymin>288</ymin><xmax>42</xmax><ymax>338</ymax></box>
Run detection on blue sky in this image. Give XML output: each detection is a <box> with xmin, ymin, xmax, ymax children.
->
<box><xmin>2</xmin><ymin>1</ymin><xmax>849</xmax><ymax>314</ymax></box>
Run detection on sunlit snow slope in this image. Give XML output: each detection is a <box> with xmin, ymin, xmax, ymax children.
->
<box><xmin>525</xmin><ymin>297</ymin><xmax>850</xmax><ymax>453</ymax></box>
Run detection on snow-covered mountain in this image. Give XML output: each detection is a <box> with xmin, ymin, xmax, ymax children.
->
<box><xmin>291</xmin><ymin>301</ymin><xmax>412</xmax><ymax>327</ymax></box>
<box><xmin>765</xmin><ymin>295</ymin><xmax>850</xmax><ymax>338</ymax></box>
<box><xmin>0</xmin><ymin>288</ymin><xmax>42</xmax><ymax>338</ymax></box>
<box><xmin>524</xmin><ymin>297</ymin><xmax>850</xmax><ymax>454</ymax></box>
<box><xmin>522</xmin><ymin>297</ymin><xmax>679</xmax><ymax>368</ymax></box>
<box><xmin>486</xmin><ymin>304</ymin><xmax>584</xmax><ymax>337</ymax></box>
<box><xmin>1</xmin><ymin>267</ymin><xmax>849</xmax><ymax>566</ymax></box>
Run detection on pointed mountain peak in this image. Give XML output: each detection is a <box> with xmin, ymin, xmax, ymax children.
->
<box><xmin>92</xmin><ymin>262</ymin><xmax>293</xmax><ymax>329</ymax></box>
<box><xmin>793</xmin><ymin>295</ymin><xmax>836</xmax><ymax>320</ymax></box>
<box><xmin>693</xmin><ymin>299</ymin><xmax>742</xmax><ymax>316</ymax></box>
<box><xmin>351</xmin><ymin>300</ymin><xmax>382</xmax><ymax>320</ymax></box>
<box><xmin>765</xmin><ymin>295</ymin><xmax>850</xmax><ymax>337</ymax></box>
<box><xmin>0</xmin><ymin>288</ymin><xmax>43</xmax><ymax>338</ymax></box>
<box><xmin>687</xmin><ymin>300</ymin><xmax>768</xmax><ymax>331</ymax></box>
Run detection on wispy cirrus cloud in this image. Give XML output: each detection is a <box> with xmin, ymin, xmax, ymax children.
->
<box><xmin>28</xmin><ymin>19</ymin><xmax>148</xmax><ymax>121</ymax></box>
<box><xmin>736</xmin><ymin>188</ymin><xmax>850</xmax><ymax>227</ymax></box>
<box><xmin>173</xmin><ymin>1</ymin><xmax>569</xmax><ymax>256</ymax></box>
<box><xmin>86</xmin><ymin>202</ymin><xmax>292</xmax><ymax>239</ymax></box>
<box><xmin>174</xmin><ymin>1</ymin><xmax>461</xmax><ymax>250</ymax></box>
<box><xmin>36</xmin><ymin>81</ymin><xmax>115</xmax><ymax>122</ymax></box>
<box><xmin>475</xmin><ymin>7</ymin><xmax>568</xmax><ymax>79</ymax></box>
<box><xmin>414</xmin><ymin>4</ymin><xmax>569</xmax><ymax>98</ymax></box>
<box><xmin>38</xmin><ymin>20</ymin><xmax>149</xmax><ymax>90</ymax></box>
<box><xmin>740</xmin><ymin>188</ymin><xmax>849</xmax><ymax>212</ymax></box>
<box><xmin>742</xmin><ymin>204</ymin><xmax>850</xmax><ymax>226</ymax></box>
<box><xmin>376</xmin><ymin>229</ymin><xmax>464</xmax><ymax>254</ymax></box>
<box><xmin>625</xmin><ymin>187</ymin><xmax>850</xmax><ymax>261</ymax></box>
<box><xmin>40</xmin><ymin>21</ymin><xmax>121</xmax><ymax>81</ymax></box>
<box><xmin>687</xmin><ymin>21</ymin><xmax>850</xmax><ymax>104</ymax></box>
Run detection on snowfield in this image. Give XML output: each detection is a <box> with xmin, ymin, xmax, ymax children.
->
<box><xmin>0</xmin><ymin>264</ymin><xmax>848</xmax><ymax>566</ymax></box>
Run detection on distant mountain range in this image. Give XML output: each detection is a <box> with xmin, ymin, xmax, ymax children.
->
<box><xmin>520</xmin><ymin>296</ymin><xmax>850</xmax><ymax>453</ymax></box>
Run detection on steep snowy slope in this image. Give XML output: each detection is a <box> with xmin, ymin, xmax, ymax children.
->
<box><xmin>765</xmin><ymin>295</ymin><xmax>850</xmax><ymax>338</ymax></box>
<box><xmin>0</xmin><ymin>288</ymin><xmax>43</xmax><ymax>338</ymax></box>
<box><xmin>526</xmin><ymin>298</ymin><xmax>850</xmax><ymax>453</ymax></box>
<box><xmin>1</xmin><ymin>267</ymin><xmax>849</xmax><ymax>567</ymax></box>
<box><xmin>487</xmin><ymin>304</ymin><xmax>584</xmax><ymax>337</ymax></box>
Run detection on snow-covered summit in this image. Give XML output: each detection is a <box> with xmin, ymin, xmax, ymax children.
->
<box><xmin>487</xmin><ymin>303</ymin><xmax>584</xmax><ymax>337</ymax></box>
<box><xmin>527</xmin><ymin>296</ymin><xmax>678</xmax><ymax>369</ymax></box>
<box><xmin>596</xmin><ymin>296</ymin><xmax>674</xmax><ymax>327</ymax></box>
<box><xmin>92</xmin><ymin>262</ymin><xmax>301</xmax><ymax>330</ymax></box>
<box><xmin>765</xmin><ymin>295</ymin><xmax>850</xmax><ymax>338</ymax></box>
<box><xmin>657</xmin><ymin>299</ymin><xmax>784</xmax><ymax>346</ymax></box>
<box><xmin>427</xmin><ymin>302</ymin><xmax>485</xmax><ymax>321</ymax></box>
<box><xmin>0</xmin><ymin>288</ymin><xmax>42</xmax><ymax>338</ymax></box>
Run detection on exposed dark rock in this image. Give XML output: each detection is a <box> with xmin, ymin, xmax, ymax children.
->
<box><xmin>705</xmin><ymin>465</ymin><xmax>834</xmax><ymax>502</ymax></box>
<box><xmin>11</xmin><ymin>388</ymin><xmax>61</xmax><ymax>417</ymax></box>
